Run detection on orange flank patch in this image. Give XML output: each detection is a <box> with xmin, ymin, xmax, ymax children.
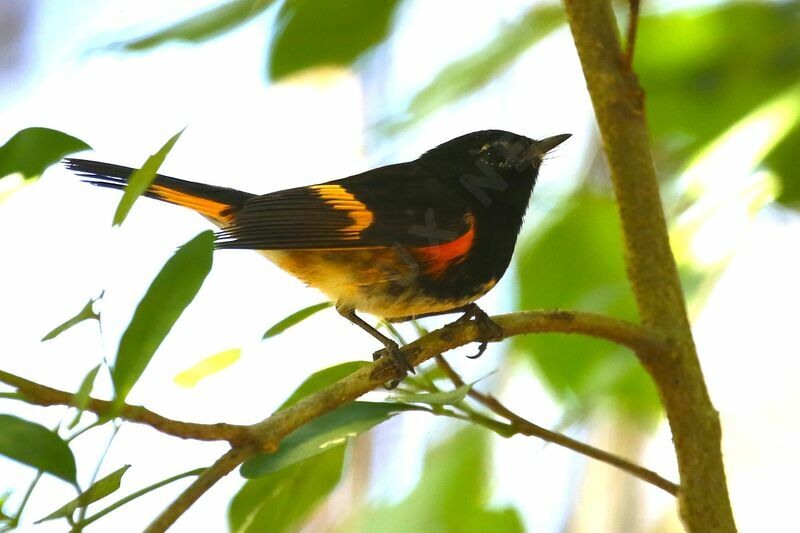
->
<box><xmin>311</xmin><ymin>184</ymin><xmax>374</xmax><ymax>238</ymax></box>
<box><xmin>149</xmin><ymin>185</ymin><xmax>234</xmax><ymax>223</ymax></box>
<box><xmin>413</xmin><ymin>215</ymin><xmax>476</xmax><ymax>278</ymax></box>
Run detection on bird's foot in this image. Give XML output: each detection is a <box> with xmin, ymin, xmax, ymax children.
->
<box><xmin>372</xmin><ymin>341</ymin><xmax>417</xmax><ymax>389</ymax></box>
<box><xmin>454</xmin><ymin>304</ymin><xmax>503</xmax><ymax>359</ymax></box>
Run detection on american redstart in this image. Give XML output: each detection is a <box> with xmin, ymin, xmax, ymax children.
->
<box><xmin>65</xmin><ymin>130</ymin><xmax>570</xmax><ymax>378</ymax></box>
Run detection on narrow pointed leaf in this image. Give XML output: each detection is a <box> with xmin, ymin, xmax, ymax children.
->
<box><xmin>0</xmin><ymin>415</ymin><xmax>76</xmax><ymax>484</ymax></box>
<box><xmin>123</xmin><ymin>0</ymin><xmax>277</xmax><ymax>51</ymax></box>
<box><xmin>229</xmin><ymin>445</ymin><xmax>345</xmax><ymax>533</ymax></box>
<box><xmin>241</xmin><ymin>402</ymin><xmax>424</xmax><ymax>478</ymax></box>
<box><xmin>174</xmin><ymin>348</ymin><xmax>242</xmax><ymax>388</ymax></box>
<box><xmin>382</xmin><ymin>5</ymin><xmax>564</xmax><ymax>133</ymax></box>
<box><xmin>36</xmin><ymin>465</ymin><xmax>130</xmax><ymax>523</ymax></box>
<box><xmin>79</xmin><ymin>467</ymin><xmax>205</xmax><ymax>528</ymax></box>
<box><xmin>262</xmin><ymin>301</ymin><xmax>332</xmax><ymax>339</ymax></box>
<box><xmin>112</xmin><ymin>231</ymin><xmax>214</xmax><ymax>406</ymax></box>
<box><xmin>68</xmin><ymin>364</ymin><xmax>102</xmax><ymax>429</ymax></box>
<box><xmin>41</xmin><ymin>298</ymin><xmax>100</xmax><ymax>342</ymax></box>
<box><xmin>0</xmin><ymin>127</ymin><xmax>90</xmax><ymax>180</ymax></box>
<box><xmin>269</xmin><ymin>0</ymin><xmax>402</xmax><ymax>80</ymax></box>
<box><xmin>112</xmin><ymin>128</ymin><xmax>184</xmax><ymax>226</ymax></box>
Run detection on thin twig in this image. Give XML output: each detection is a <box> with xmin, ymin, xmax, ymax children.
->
<box><xmin>144</xmin><ymin>447</ymin><xmax>253</xmax><ymax>533</ymax></box>
<box><xmin>434</xmin><ymin>355</ymin><xmax>678</xmax><ymax>496</ymax></box>
<box><xmin>0</xmin><ymin>369</ymin><xmax>248</xmax><ymax>444</ymax></box>
<box><xmin>625</xmin><ymin>0</ymin><xmax>641</xmax><ymax>66</ymax></box>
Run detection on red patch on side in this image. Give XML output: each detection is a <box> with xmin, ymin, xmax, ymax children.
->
<box><xmin>413</xmin><ymin>215</ymin><xmax>476</xmax><ymax>278</ymax></box>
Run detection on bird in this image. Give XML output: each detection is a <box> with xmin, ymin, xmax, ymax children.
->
<box><xmin>65</xmin><ymin>129</ymin><xmax>570</xmax><ymax>380</ymax></box>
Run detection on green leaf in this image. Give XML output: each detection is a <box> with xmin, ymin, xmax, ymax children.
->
<box><xmin>41</xmin><ymin>297</ymin><xmax>100</xmax><ymax>342</ymax></box>
<box><xmin>278</xmin><ymin>361</ymin><xmax>368</xmax><ymax>411</ymax></box>
<box><xmin>123</xmin><ymin>0</ymin><xmax>277</xmax><ymax>51</ymax></box>
<box><xmin>174</xmin><ymin>348</ymin><xmax>242</xmax><ymax>388</ymax></box>
<box><xmin>79</xmin><ymin>467</ymin><xmax>204</xmax><ymax>528</ymax></box>
<box><xmin>0</xmin><ymin>127</ymin><xmax>90</xmax><ymax>181</ymax></box>
<box><xmin>0</xmin><ymin>415</ymin><xmax>77</xmax><ymax>484</ymax></box>
<box><xmin>241</xmin><ymin>402</ymin><xmax>423</xmax><ymax>478</ymax></box>
<box><xmin>765</xmin><ymin>118</ymin><xmax>800</xmax><ymax>207</ymax></box>
<box><xmin>36</xmin><ymin>465</ymin><xmax>130</xmax><ymax>523</ymax></box>
<box><xmin>391</xmin><ymin>383</ymin><xmax>472</xmax><ymax>406</ymax></box>
<box><xmin>383</xmin><ymin>4</ymin><xmax>564</xmax><ymax>133</ymax></box>
<box><xmin>514</xmin><ymin>192</ymin><xmax>660</xmax><ymax>425</ymax></box>
<box><xmin>112</xmin><ymin>230</ymin><xmax>214</xmax><ymax>406</ymax></box>
<box><xmin>637</xmin><ymin>2</ymin><xmax>800</xmax><ymax>177</ymax></box>
<box><xmin>262</xmin><ymin>301</ymin><xmax>332</xmax><ymax>339</ymax></box>
<box><xmin>113</xmin><ymin>129</ymin><xmax>185</xmax><ymax>226</ymax></box>
<box><xmin>347</xmin><ymin>427</ymin><xmax>522</xmax><ymax>533</ymax></box>
<box><xmin>269</xmin><ymin>0</ymin><xmax>402</xmax><ymax>80</ymax></box>
<box><xmin>68</xmin><ymin>365</ymin><xmax>102</xmax><ymax>430</ymax></box>
<box><xmin>228</xmin><ymin>445</ymin><xmax>345</xmax><ymax>533</ymax></box>
<box><xmin>0</xmin><ymin>490</ymin><xmax>12</xmax><ymax>522</ymax></box>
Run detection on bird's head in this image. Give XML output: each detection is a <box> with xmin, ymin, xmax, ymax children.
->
<box><xmin>420</xmin><ymin>129</ymin><xmax>570</xmax><ymax>209</ymax></box>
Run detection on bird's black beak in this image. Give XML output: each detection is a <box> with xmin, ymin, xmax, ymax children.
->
<box><xmin>523</xmin><ymin>133</ymin><xmax>572</xmax><ymax>160</ymax></box>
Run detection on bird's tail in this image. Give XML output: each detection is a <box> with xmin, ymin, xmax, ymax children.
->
<box><xmin>64</xmin><ymin>158</ymin><xmax>254</xmax><ymax>223</ymax></box>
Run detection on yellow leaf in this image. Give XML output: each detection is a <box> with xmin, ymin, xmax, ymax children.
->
<box><xmin>174</xmin><ymin>348</ymin><xmax>242</xmax><ymax>388</ymax></box>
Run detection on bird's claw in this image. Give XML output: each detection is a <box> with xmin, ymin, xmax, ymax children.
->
<box><xmin>372</xmin><ymin>344</ymin><xmax>416</xmax><ymax>389</ymax></box>
<box><xmin>457</xmin><ymin>304</ymin><xmax>503</xmax><ymax>359</ymax></box>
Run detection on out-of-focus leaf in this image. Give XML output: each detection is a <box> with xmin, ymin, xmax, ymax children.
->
<box><xmin>228</xmin><ymin>361</ymin><xmax>365</xmax><ymax>528</ymax></box>
<box><xmin>113</xmin><ymin>128</ymin><xmax>184</xmax><ymax>226</ymax></box>
<box><xmin>269</xmin><ymin>0</ymin><xmax>402</xmax><ymax>80</ymax></box>
<box><xmin>349</xmin><ymin>426</ymin><xmax>522</xmax><ymax>532</ymax></box>
<box><xmin>0</xmin><ymin>490</ymin><xmax>12</xmax><ymax>522</ymax></box>
<box><xmin>514</xmin><ymin>192</ymin><xmax>660</xmax><ymax>424</ymax></box>
<box><xmin>174</xmin><ymin>348</ymin><xmax>242</xmax><ymax>388</ymax></box>
<box><xmin>41</xmin><ymin>297</ymin><xmax>100</xmax><ymax>342</ymax></box>
<box><xmin>638</xmin><ymin>2</ymin><xmax>800</xmax><ymax>177</ymax></box>
<box><xmin>112</xmin><ymin>231</ymin><xmax>214</xmax><ymax>406</ymax></box>
<box><xmin>241</xmin><ymin>402</ymin><xmax>423</xmax><ymax>478</ymax></box>
<box><xmin>262</xmin><ymin>301</ymin><xmax>332</xmax><ymax>339</ymax></box>
<box><xmin>36</xmin><ymin>465</ymin><xmax>130</xmax><ymax>523</ymax></box>
<box><xmin>0</xmin><ymin>127</ymin><xmax>90</xmax><ymax>180</ymax></box>
<box><xmin>123</xmin><ymin>0</ymin><xmax>277</xmax><ymax>51</ymax></box>
<box><xmin>278</xmin><ymin>361</ymin><xmax>368</xmax><ymax>410</ymax></box>
<box><xmin>68</xmin><ymin>364</ymin><xmax>102</xmax><ymax>429</ymax></box>
<box><xmin>0</xmin><ymin>415</ymin><xmax>76</xmax><ymax>484</ymax></box>
<box><xmin>383</xmin><ymin>4</ymin><xmax>564</xmax><ymax>133</ymax></box>
<box><xmin>391</xmin><ymin>383</ymin><xmax>471</xmax><ymax>406</ymax></box>
<box><xmin>229</xmin><ymin>444</ymin><xmax>345</xmax><ymax>533</ymax></box>
<box><xmin>765</xmin><ymin>117</ymin><xmax>800</xmax><ymax>207</ymax></box>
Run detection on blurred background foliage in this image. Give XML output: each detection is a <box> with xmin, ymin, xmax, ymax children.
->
<box><xmin>2</xmin><ymin>0</ymin><xmax>799</xmax><ymax>531</ymax></box>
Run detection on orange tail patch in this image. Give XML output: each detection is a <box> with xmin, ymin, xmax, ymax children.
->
<box><xmin>149</xmin><ymin>185</ymin><xmax>235</xmax><ymax>223</ymax></box>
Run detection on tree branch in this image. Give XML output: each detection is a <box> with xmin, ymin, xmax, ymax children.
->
<box><xmin>433</xmin><ymin>355</ymin><xmax>678</xmax><ymax>496</ymax></box>
<box><xmin>144</xmin><ymin>447</ymin><xmax>252</xmax><ymax>533</ymax></box>
<box><xmin>0</xmin><ymin>369</ymin><xmax>249</xmax><ymax>445</ymax></box>
<box><xmin>562</xmin><ymin>1</ymin><xmax>736</xmax><ymax>530</ymax></box>
<box><xmin>2</xmin><ymin>309</ymin><xmax>665</xmax><ymax>529</ymax></box>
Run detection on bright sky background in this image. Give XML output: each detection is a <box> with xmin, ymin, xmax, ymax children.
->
<box><xmin>1</xmin><ymin>1</ymin><xmax>799</xmax><ymax>532</ymax></box>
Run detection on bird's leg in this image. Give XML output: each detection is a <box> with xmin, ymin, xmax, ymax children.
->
<box><xmin>453</xmin><ymin>303</ymin><xmax>503</xmax><ymax>359</ymax></box>
<box><xmin>336</xmin><ymin>306</ymin><xmax>416</xmax><ymax>387</ymax></box>
<box><xmin>388</xmin><ymin>303</ymin><xmax>503</xmax><ymax>359</ymax></box>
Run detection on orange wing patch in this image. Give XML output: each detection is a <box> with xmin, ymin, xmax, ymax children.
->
<box><xmin>149</xmin><ymin>185</ymin><xmax>234</xmax><ymax>223</ymax></box>
<box><xmin>310</xmin><ymin>184</ymin><xmax>374</xmax><ymax>239</ymax></box>
<box><xmin>413</xmin><ymin>214</ymin><xmax>476</xmax><ymax>278</ymax></box>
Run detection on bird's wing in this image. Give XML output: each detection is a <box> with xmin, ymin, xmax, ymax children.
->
<box><xmin>215</xmin><ymin>162</ymin><xmax>473</xmax><ymax>251</ymax></box>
